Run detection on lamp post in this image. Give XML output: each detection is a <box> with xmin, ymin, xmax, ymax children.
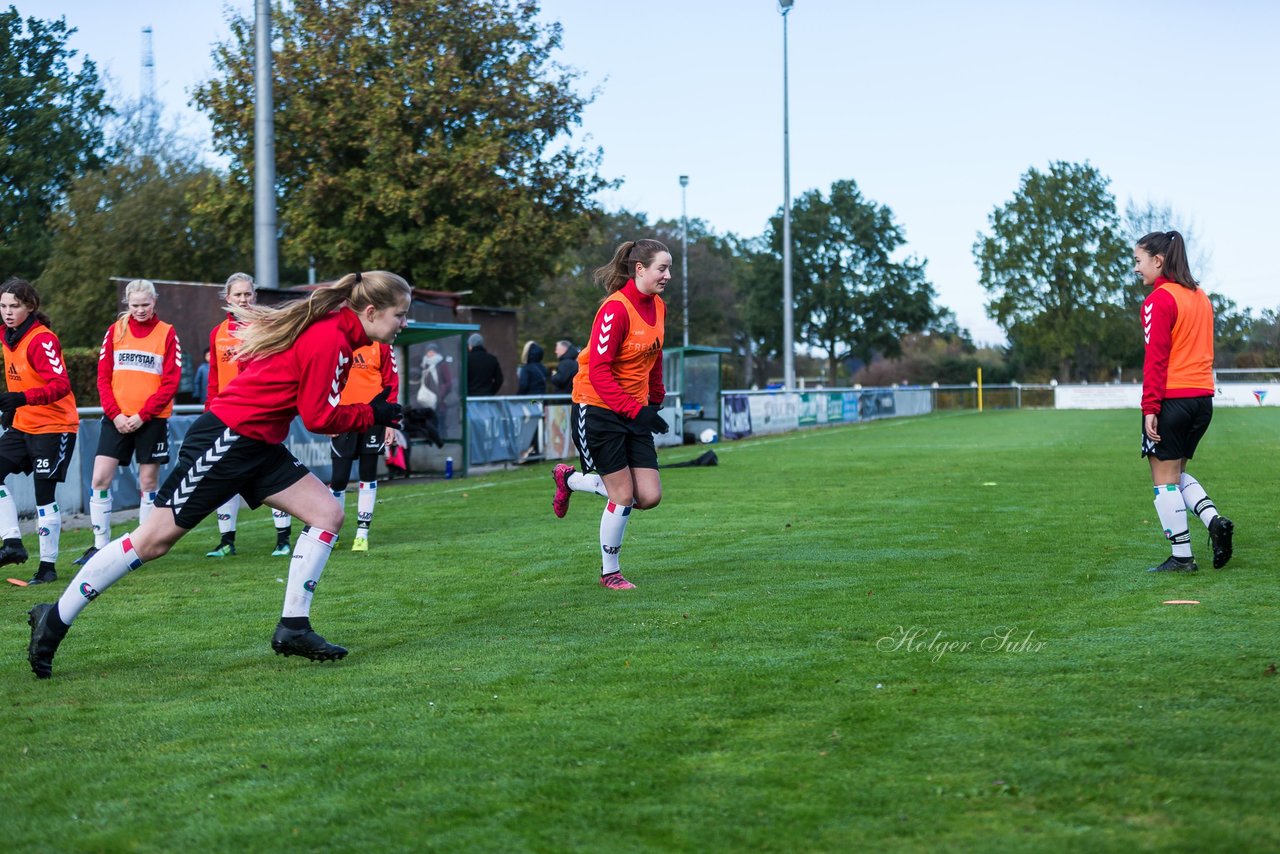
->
<box><xmin>254</xmin><ymin>0</ymin><xmax>278</xmax><ymax>290</ymax></box>
<box><xmin>679</xmin><ymin>174</ymin><xmax>690</xmax><ymax>348</ymax></box>
<box><xmin>778</xmin><ymin>0</ymin><xmax>795</xmax><ymax>389</ymax></box>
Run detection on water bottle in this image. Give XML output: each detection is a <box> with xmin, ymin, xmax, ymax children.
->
<box><xmin>445</xmin><ymin>456</ymin><xmax>453</xmax><ymax>479</ymax></box>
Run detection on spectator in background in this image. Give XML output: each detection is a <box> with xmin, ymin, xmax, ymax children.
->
<box><xmin>417</xmin><ymin>342</ymin><xmax>454</xmax><ymax>433</ymax></box>
<box><xmin>517</xmin><ymin>340</ymin><xmax>548</xmax><ymax>395</ymax></box>
<box><xmin>466</xmin><ymin>332</ymin><xmax>503</xmax><ymax>397</ymax></box>
<box><xmin>193</xmin><ymin>349</ymin><xmax>210</xmax><ymax>405</ymax></box>
<box><xmin>547</xmin><ymin>339</ymin><xmax>578</xmax><ymax>394</ymax></box>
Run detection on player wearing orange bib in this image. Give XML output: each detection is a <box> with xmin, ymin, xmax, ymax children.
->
<box><xmin>204</xmin><ymin>273</ymin><xmax>294</xmax><ymax>557</ymax></box>
<box><xmin>75</xmin><ymin>280</ymin><xmax>181</xmax><ymax>567</ymax></box>
<box><xmin>329</xmin><ymin>342</ymin><xmax>400</xmax><ymax>551</ymax></box>
<box><xmin>1135</xmin><ymin>230</ymin><xmax>1233</xmax><ymax>573</ymax></box>
<box><xmin>550</xmin><ymin>239</ymin><xmax>672</xmax><ymax>590</ymax></box>
<box><xmin>0</xmin><ymin>278</ymin><xmax>79</xmax><ymax>586</ymax></box>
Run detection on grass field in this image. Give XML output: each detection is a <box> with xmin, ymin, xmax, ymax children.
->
<box><xmin>3</xmin><ymin>408</ymin><xmax>1278</xmax><ymax>852</ymax></box>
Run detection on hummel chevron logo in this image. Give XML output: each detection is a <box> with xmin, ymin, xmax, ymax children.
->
<box><xmin>328</xmin><ymin>353</ymin><xmax>351</xmax><ymax>406</ymax></box>
<box><xmin>596</xmin><ymin>312</ymin><xmax>616</xmax><ymax>354</ymax></box>
<box><xmin>42</xmin><ymin>342</ymin><xmax>65</xmax><ymax>375</ymax></box>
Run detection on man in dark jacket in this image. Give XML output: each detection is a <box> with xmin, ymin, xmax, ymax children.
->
<box><xmin>467</xmin><ymin>333</ymin><xmax>504</xmax><ymax>396</ymax></box>
<box><xmin>547</xmin><ymin>339</ymin><xmax>579</xmax><ymax>394</ymax></box>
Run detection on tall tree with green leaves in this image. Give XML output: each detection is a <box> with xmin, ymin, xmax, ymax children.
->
<box><xmin>974</xmin><ymin>161</ymin><xmax>1133</xmax><ymax>381</ymax></box>
<box><xmin>764</xmin><ymin>179</ymin><xmax>940</xmax><ymax>385</ymax></box>
<box><xmin>193</xmin><ymin>0</ymin><xmax>607</xmax><ymax>300</ymax></box>
<box><xmin>0</xmin><ymin>7</ymin><xmax>109</xmax><ymax>280</ymax></box>
<box><xmin>38</xmin><ymin>103</ymin><xmax>248</xmax><ymax>346</ymax></box>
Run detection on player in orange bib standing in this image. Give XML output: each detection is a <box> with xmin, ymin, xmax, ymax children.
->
<box><xmin>74</xmin><ymin>280</ymin><xmax>181</xmax><ymax>567</ymax></box>
<box><xmin>205</xmin><ymin>273</ymin><xmax>294</xmax><ymax>558</ymax></box>
<box><xmin>1136</xmin><ymin>230</ymin><xmax>1234</xmax><ymax>573</ymax></box>
<box><xmin>0</xmin><ymin>278</ymin><xmax>79</xmax><ymax>586</ymax></box>
<box><xmin>329</xmin><ymin>341</ymin><xmax>400</xmax><ymax>551</ymax></box>
<box><xmin>549</xmin><ymin>239</ymin><xmax>671</xmax><ymax>590</ymax></box>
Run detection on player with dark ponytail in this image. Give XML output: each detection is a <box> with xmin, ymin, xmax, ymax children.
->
<box><xmin>27</xmin><ymin>272</ymin><xmax>411</xmax><ymax>678</ymax></box>
<box><xmin>550</xmin><ymin>239</ymin><xmax>672</xmax><ymax>590</ymax></box>
<box><xmin>1135</xmin><ymin>230</ymin><xmax>1234</xmax><ymax>573</ymax></box>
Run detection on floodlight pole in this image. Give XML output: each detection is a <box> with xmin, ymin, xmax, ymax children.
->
<box><xmin>254</xmin><ymin>0</ymin><xmax>279</xmax><ymax>290</ymax></box>
<box><xmin>779</xmin><ymin>0</ymin><xmax>796</xmax><ymax>390</ymax></box>
<box><xmin>680</xmin><ymin>174</ymin><xmax>690</xmax><ymax>348</ymax></box>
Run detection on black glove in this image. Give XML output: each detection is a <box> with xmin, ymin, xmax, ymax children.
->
<box><xmin>0</xmin><ymin>391</ymin><xmax>26</xmax><ymax>413</ymax></box>
<box><xmin>369</xmin><ymin>387</ymin><xmax>403</xmax><ymax>429</ymax></box>
<box><xmin>633</xmin><ymin>404</ymin><xmax>669</xmax><ymax>434</ymax></box>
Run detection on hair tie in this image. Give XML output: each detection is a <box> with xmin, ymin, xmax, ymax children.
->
<box><xmin>354</xmin><ymin>272</ymin><xmax>363</xmax><ymax>284</ymax></box>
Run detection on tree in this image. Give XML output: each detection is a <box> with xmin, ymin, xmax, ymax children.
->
<box><xmin>193</xmin><ymin>0</ymin><xmax>608</xmax><ymax>300</ymax></box>
<box><xmin>0</xmin><ymin>8</ymin><xmax>110</xmax><ymax>280</ymax></box>
<box><xmin>38</xmin><ymin>102</ymin><xmax>250</xmax><ymax>346</ymax></box>
<box><xmin>765</xmin><ymin>179</ymin><xmax>940</xmax><ymax>385</ymax></box>
<box><xmin>974</xmin><ymin>161</ymin><xmax>1133</xmax><ymax>381</ymax></box>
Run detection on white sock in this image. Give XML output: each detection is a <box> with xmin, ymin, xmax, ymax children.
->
<box><xmin>1153</xmin><ymin>484</ymin><xmax>1192</xmax><ymax>559</ymax></box>
<box><xmin>0</xmin><ymin>487</ymin><xmax>20</xmax><ymax>540</ymax></box>
<box><xmin>1179</xmin><ymin>473</ymin><xmax>1218</xmax><ymax>528</ymax></box>
<box><xmin>356</xmin><ymin>481</ymin><xmax>376</xmax><ymax>532</ymax></box>
<box><xmin>569</xmin><ymin>471</ymin><xmax>609</xmax><ymax>498</ymax></box>
<box><xmin>331</xmin><ymin>489</ymin><xmax>344</xmax><ymax>501</ymax></box>
<box><xmin>37</xmin><ymin>502</ymin><xmax>61</xmax><ymax>563</ymax></box>
<box><xmin>138</xmin><ymin>491</ymin><xmax>157</xmax><ymax>526</ymax></box>
<box><xmin>600</xmin><ymin>501</ymin><xmax>632</xmax><ymax>575</ymax></box>
<box><xmin>56</xmin><ymin>533</ymin><xmax>144</xmax><ymax>625</ymax></box>
<box><xmin>282</xmin><ymin>526</ymin><xmax>337</xmax><ymax>619</ymax></box>
<box><xmin>273</xmin><ymin>509</ymin><xmax>291</xmax><ymax>531</ymax></box>
<box><xmin>216</xmin><ymin>495</ymin><xmax>240</xmax><ymax>535</ymax></box>
<box><xmin>89</xmin><ymin>488</ymin><xmax>112</xmax><ymax>548</ymax></box>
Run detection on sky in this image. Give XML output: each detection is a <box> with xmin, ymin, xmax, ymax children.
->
<box><xmin>50</xmin><ymin>0</ymin><xmax>1280</xmax><ymax>345</ymax></box>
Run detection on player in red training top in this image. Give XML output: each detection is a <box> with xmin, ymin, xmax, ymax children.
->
<box><xmin>75</xmin><ymin>280</ymin><xmax>181</xmax><ymax>568</ymax></box>
<box><xmin>0</xmin><ymin>278</ymin><xmax>78</xmax><ymax>587</ymax></box>
<box><xmin>27</xmin><ymin>272</ymin><xmax>411</xmax><ymax>679</ymax></box>
<box><xmin>329</xmin><ymin>340</ymin><xmax>400</xmax><ymax>551</ymax></box>
<box><xmin>1136</xmin><ymin>230</ymin><xmax>1233</xmax><ymax>573</ymax></box>
<box><xmin>204</xmin><ymin>272</ymin><xmax>295</xmax><ymax>558</ymax></box>
<box><xmin>550</xmin><ymin>239</ymin><xmax>672</xmax><ymax>590</ymax></box>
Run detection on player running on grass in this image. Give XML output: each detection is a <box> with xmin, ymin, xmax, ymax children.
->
<box><xmin>0</xmin><ymin>279</ymin><xmax>78</xmax><ymax>587</ymax></box>
<box><xmin>551</xmin><ymin>239</ymin><xmax>671</xmax><ymax>590</ymax></box>
<box><xmin>75</xmin><ymin>280</ymin><xmax>181</xmax><ymax>568</ymax></box>
<box><xmin>1135</xmin><ymin>230</ymin><xmax>1234</xmax><ymax>573</ymax></box>
<box><xmin>205</xmin><ymin>273</ymin><xmax>295</xmax><ymax>558</ymax></box>
<box><xmin>27</xmin><ymin>271</ymin><xmax>409</xmax><ymax>679</ymax></box>
<box><xmin>329</xmin><ymin>340</ymin><xmax>399</xmax><ymax>551</ymax></box>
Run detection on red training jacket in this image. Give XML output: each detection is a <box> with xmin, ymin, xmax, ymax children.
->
<box><xmin>578</xmin><ymin>280</ymin><xmax>666</xmax><ymax>417</ymax></box>
<box><xmin>208</xmin><ymin>307</ymin><xmax>378</xmax><ymax>443</ymax></box>
<box><xmin>1141</xmin><ymin>276</ymin><xmax>1215</xmax><ymax>416</ymax></box>
<box><xmin>97</xmin><ymin>315</ymin><xmax>182</xmax><ymax>421</ymax></box>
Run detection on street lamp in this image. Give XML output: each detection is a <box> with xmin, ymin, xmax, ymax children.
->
<box><xmin>778</xmin><ymin>0</ymin><xmax>795</xmax><ymax>389</ymax></box>
<box><xmin>679</xmin><ymin>174</ymin><xmax>690</xmax><ymax>348</ymax></box>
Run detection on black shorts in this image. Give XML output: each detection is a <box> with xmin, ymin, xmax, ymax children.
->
<box><xmin>95</xmin><ymin>417</ymin><xmax>171</xmax><ymax>465</ymax></box>
<box><xmin>155</xmin><ymin>413</ymin><xmax>310</xmax><ymax>530</ymax></box>
<box><xmin>330</xmin><ymin>428</ymin><xmax>384</xmax><ymax>460</ymax></box>
<box><xmin>0</xmin><ymin>430</ymin><xmax>77</xmax><ymax>482</ymax></box>
<box><xmin>571</xmin><ymin>403</ymin><xmax>658</xmax><ymax>476</ymax></box>
<box><xmin>1141</xmin><ymin>396</ymin><xmax>1213</xmax><ymax>461</ymax></box>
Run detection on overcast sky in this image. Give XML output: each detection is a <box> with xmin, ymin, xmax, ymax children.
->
<box><xmin>53</xmin><ymin>0</ymin><xmax>1280</xmax><ymax>345</ymax></box>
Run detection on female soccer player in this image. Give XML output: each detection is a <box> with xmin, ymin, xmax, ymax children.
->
<box><xmin>0</xmin><ymin>278</ymin><xmax>78</xmax><ymax>586</ymax></box>
<box><xmin>28</xmin><ymin>271</ymin><xmax>410</xmax><ymax>679</ymax></box>
<box><xmin>75</xmin><ymin>280</ymin><xmax>181</xmax><ymax>567</ymax></box>
<box><xmin>1136</xmin><ymin>230</ymin><xmax>1233</xmax><ymax>573</ymax></box>
<box><xmin>329</xmin><ymin>340</ymin><xmax>399</xmax><ymax>551</ymax></box>
<box><xmin>550</xmin><ymin>239</ymin><xmax>671</xmax><ymax>589</ymax></box>
<box><xmin>205</xmin><ymin>273</ymin><xmax>294</xmax><ymax>558</ymax></box>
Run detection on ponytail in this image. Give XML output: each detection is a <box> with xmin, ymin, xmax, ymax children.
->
<box><xmin>234</xmin><ymin>271</ymin><xmax>412</xmax><ymax>359</ymax></box>
<box><xmin>592</xmin><ymin>239</ymin><xmax>670</xmax><ymax>297</ymax></box>
<box><xmin>1136</xmin><ymin>230</ymin><xmax>1198</xmax><ymax>289</ymax></box>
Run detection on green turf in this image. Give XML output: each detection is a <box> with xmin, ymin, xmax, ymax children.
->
<box><xmin>4</xmin><ymin>408</ymin><xmax>1278</xmax><ymax>851</ymax></box>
